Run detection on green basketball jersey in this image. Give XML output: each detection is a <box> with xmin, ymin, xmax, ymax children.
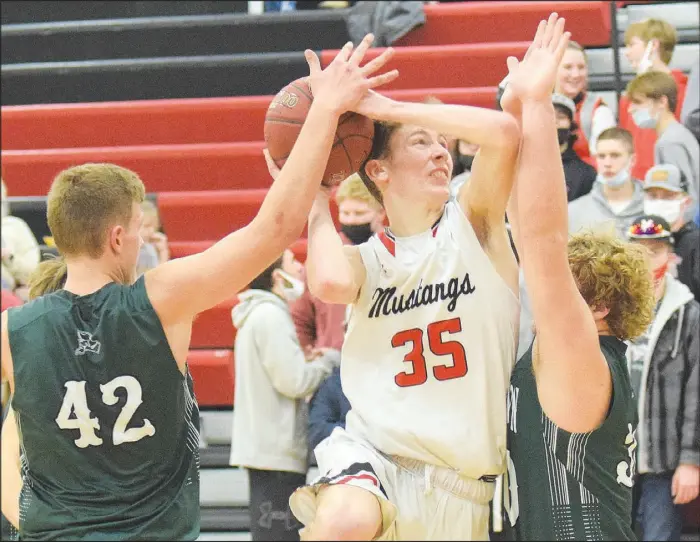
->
<box><xmin>505</xmin><ymin>336</ymin><xmax>638</xmax><ymax>541</ymax></box>
<box><xmin>8</xmin><ymin>277</ymin><xmax>200</xmax><ymax>541</ymax></box>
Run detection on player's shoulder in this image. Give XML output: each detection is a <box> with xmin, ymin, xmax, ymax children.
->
<box><xmin>5</xmin><ymin>292</ymin><xmax>62</xmax><ymax>333</ymax></box>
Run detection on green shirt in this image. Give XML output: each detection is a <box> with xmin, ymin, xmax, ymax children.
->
<box><xmin>8</xmin><ymin>277</ymin><xmax>200</xmax><ymax>540</ymax></box>
<box><xmin>506</xmin><ymin>336</ymin><xmax>638</xmax><ymax>541</ymax></box>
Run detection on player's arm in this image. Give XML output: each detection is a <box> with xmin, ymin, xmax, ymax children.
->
<box><xmin>145</xmin><ymin>37</ymin><xmax>397</xmax><ymax>326</ymax></box>
<box><xmin>509</xmin><ymin>15</ymin><xmax>611</xmax><ymax>434</ymax></box>
<box><xmin>1</xmin><ymin>407</ymin><xmax>21</xmax><ymax>529</ymax></box>
<box><xmin>306</xmin><ymin>191</ymin><xmax>366</xmax><ymax>304</ymax></box>
<box><xmin>353</xmin><ymin>92</ymin><xmax>520</xmax><ymax>242</ymax></box>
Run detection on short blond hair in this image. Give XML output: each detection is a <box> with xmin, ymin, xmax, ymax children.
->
<box><xmin>568</xmin><ymin>232</ymin><xmax>655</xmax><ymax>341</ymax></box>
<box><xmin>626</xmin><ymin>71</ymin><xmax>678</xmax><ymax>112</ymax></box>
<box><xmin>624</xmin><ymin>18</ymin><xmax>677</xmax><ymax>65</ymax></box>
<box><xmin>47</xmin><ymin>163</ymin><xmax>145</xmax><ymax>258</ymax></box>
<box><xmin>335</xmin><ymin>173</ymin><xmax>382</xmax><ymax>209</ymax></box>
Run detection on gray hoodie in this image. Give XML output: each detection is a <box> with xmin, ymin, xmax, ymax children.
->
<box><xmin>229</xmin><ymin>289</ymin><xmax>336</xmax><ymax>474</ymax></box>
<box><xmin>567</xmin><ymin>181</ymin><xmax>645</xmax><ymax>239</ymax></box>
<box><xmin>627</xmin><ymin>276</ymin><xmax>700</xmax><ymax>473</ymax></box>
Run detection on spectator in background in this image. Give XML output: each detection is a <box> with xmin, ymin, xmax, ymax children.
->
<box><xmin>449</xmin><ymin>139</ymin><xmax>479</xmax><ymax>199</ymax></box>
<box><xmin>625</xmin><ymin>215</ymin><xmax>700</xmax><ymax>542</ymax></box>
<box><xmin>229</xmin><ymin>248</ymin><xmax>338</xmax><ymax>541</ymax></box>
<box><xmin>643</xmin><ymin>164</ymin><xmax>700</xmax><ymax>302</ymax></box>
<box><xmin>554</xmin><ymin>40</ymin><xmax>616</xmax><ymax>164</ymax></box>
<box><xmin>307</xmin><ymin>365</ymin><xmax>351</xmax><ymax>469</ymax></box>
<box><xmin>1</xmin><ymin>180</ymin><xmax>40</xmax><ymax>301</ymax></box>
<box><xmin>569</xmin><ymin>127</ymin><xmax>644</xmax><ymax>238</ymax></box>
<box><xmin>621</xmin><ymin>18</ymin><xmax>689</xmax><ymax>180</ymax></box>
<box><xmin>136</xmin><ymin>200</ymin><xmax>169</xmax><ymax>276</ymax></box>
<box><xmin>681</xmin><ymin>59</ymin><xmax>700</xmax><ymax>142</ymax></box>
<box><xmin>290</xmin><ymin>173</ymin><xmax>385</xmax><ymax>355</ymax></box>
<box><xmin>552</xmin><ymin>92</ymin><xmax>597</xmax><ymax>201</ymax></box>
<box><xmin>627</xmin><ymin>70</ymin><xmax>700</xmax><ymax>219</ymax></box>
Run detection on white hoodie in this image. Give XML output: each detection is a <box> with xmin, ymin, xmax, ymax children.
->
<box><xmin>229</xmin><ymin>289</ymin><xmax>336</xmax><ymax>473</ymax></box>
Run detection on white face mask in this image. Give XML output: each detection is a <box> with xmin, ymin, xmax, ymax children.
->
<box><xmin>596</xmin><ymin>163</ymin><xmax>631</xmax><ymax>188</ymax></box>
<box><xmin>644</xmin><ymin>198</ymin><xmax>683</xmax><ymax>225</ymax></box>
<box><xmin>277</xmin><ymin>269</ymin><xmax>305</xmax><ymax>302</ymax></box>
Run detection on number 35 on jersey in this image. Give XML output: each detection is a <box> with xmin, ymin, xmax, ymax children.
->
<box><xmin>55</xmin><ymin>376</ymin><xmax>156</xmax><ymax>448</ymax></box>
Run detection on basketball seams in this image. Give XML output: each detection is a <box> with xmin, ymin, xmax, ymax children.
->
<box><xmin>265</xmin><ymin>77</ymin><xmax>374</xmax><ymax>186</ymax></box>
<box><xmin>289</xmin><ymin>82</ymin><xmax>313</xmax><ymax>103</ymax></box>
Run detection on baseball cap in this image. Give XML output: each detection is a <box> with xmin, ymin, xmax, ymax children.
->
<box><xmin>551</xmin><ymin>93</ymin><xmax>576</xmax><ymax>120</ymax></box>
<box><xmin>643</xmin><ymin>164</ymin><xmax>686</xmax><ymax>193</ymax></box>
<box><xmin>627</xmin><ymin>214</ymin><xmax>674</xmax><ymax>243</ymax></box>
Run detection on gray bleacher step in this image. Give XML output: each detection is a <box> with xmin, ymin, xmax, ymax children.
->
<box><xmin>200</xmin><ymin>507</ymin><xmax>250</xmax><ymax>533</ymax></box>
<box><xmin>201</xmin><ymin>468</ymin><xmax>248</xmax><ymax>507</ymax></box>
<box><xmin>1</xmin><ymin>10</ymin><xmax>350</xmax><ymax>63</ymax></box>
<box><xmin>200</xmin><ymin>444</ymin><xmax>232</xmax><ymax>468</ymax></box>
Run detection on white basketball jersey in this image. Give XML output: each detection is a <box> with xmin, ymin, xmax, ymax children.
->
<box><xmin>342</xmin><ymin>200</ymin><xmax>520</xmax><ymax>479</ymax></box>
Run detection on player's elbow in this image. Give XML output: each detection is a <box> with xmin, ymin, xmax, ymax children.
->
<box><xmin>309</xmin><ymin>276</ymin><xmax>355</xmax><ymax>305</ymax></box>
<box><xmin>494</xmin><ymin>115</ymin><xmax>521</xmax><ymax>151</ymax></box>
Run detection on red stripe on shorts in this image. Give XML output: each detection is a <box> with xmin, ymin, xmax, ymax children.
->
<box><xmin>333</xmin><ymin>472</ymin><xmax>379</xmax><ymax>487</ymax></box>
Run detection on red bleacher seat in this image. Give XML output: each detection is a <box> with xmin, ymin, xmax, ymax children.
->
<box><xmin>170</xmin><ymin>237</ymin><xmax>309</xmax><ymax>263</ymax></box>
<box><xmin>1</xmin><ymin>87</ymin><xmax>496</xmax><ymax>151</ymax></box>
<box><xmin>1</xmin><ymin>142</ymin><xmax>266</xmax><ymax>196</ymax></box>
<box><xmin>187</xmin><ymin>349</ymin><xmax>234</xmax><ymax>407</ymax></box>
<box><xmin>158</xmin><ymin>190</ymin><xmax>339</xmax><ymax>242</ymax></box>
<box><xmin>191</xmin><ymin>297</ymin><xmax>238</xmax><ymax>350</ymax></box>
<box><xmin>395</xmin><ymin>1</ymin><xmax>611</xmax><ymax>48</ymax></box>
<box><xmin>321</xmin><ymin>42</ymin><xmax>530</xmax><ymax>91</ymax></box>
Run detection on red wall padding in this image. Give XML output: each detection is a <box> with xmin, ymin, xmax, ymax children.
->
<box><xmin>191</xmin><ymin>298</ymin><xmax>238</xmax><ymax>350</ymax></box>
<box><xmin>157</xmin><ymin>190</ymin><xmax>339</xmax><ymax>242</ymax></box>
<box><xmin>169</xmin><ymin>237</ymin><xmax>309</xmax><ymax>263</ymax></box>
<box><xmin>1</xmin><ymin>142</ymin><xmax>267</xmax><ymax>196</ymax></box>
<box><xmin>395</xmin><ymin>1</ymin><xmax>611</xmax><ymax>48</ymax></box>
<box><xmin>321</xmin><ymin>42</ymin><xmax>530</xmax><ymax>90</ymax></box>
<box><xmin>187</xmin><ymin>349</ymin><xmax>235</xmax><ymax>407</ymax></box>
<box><xmin>1</xmin><ymin>87</ymin><xmax>497</xmax><ymax>151</ymax></box>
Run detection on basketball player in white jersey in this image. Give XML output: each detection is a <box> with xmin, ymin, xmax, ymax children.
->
<box><xmin>284</xmin><ymin>25</ymin><xmax>564</xmax><ymax>542</ymax></box>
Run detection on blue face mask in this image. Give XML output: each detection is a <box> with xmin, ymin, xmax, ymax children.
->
<box><xmin>632</xmin><ymin>108</ymin><xmax>658</xmax><ymax>129</ymax></box>
<box><xmin>596</xmin><ymin>165</ymin><xmax>630</xmax><ymax>188</ymax></box>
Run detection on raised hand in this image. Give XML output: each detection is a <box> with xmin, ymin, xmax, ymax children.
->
<box><xmin>504</xmin><ymin>13</ymin><xmax>571</xmax><ymax>102</ymax></box>
<box><xmin>304</xmin><ymin>34</ymin><xmax>399</xmax><ymax>117</ymax></box>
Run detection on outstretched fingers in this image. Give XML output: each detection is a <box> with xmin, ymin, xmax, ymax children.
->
<box><xmin>349</xmin><ymin>34</ymin><xmax>375</xmax><ymax>67</ymax></box>
<box><xmin>541</xmin><ymin>12</ymin><xmax>559</xmax><ymax>49</ymax></box>
<box><xmin>367</xmin><ymin>69</ymin><xmax>399</xmax><ymax>89</ymax></box>
<box><xmin>360</xmin><ymin>47</ymin><xmax>395</xmax><ymax>77</ymax></box>
<box><xmin>304</xmin><ymin>49</ymin><xmax>322</xmax><ymax>76</ymax></box>
<box><xmin>554</xmin><ymin>31</ymin><xmax>572</xmax><ymax>64</ymax></box>
<box><xmin>548</xmin><ymin>17</ymin><xmax>567</xmax><ymax>53</ymax></box>
<box><xmin>525</xmin><ymin>19</ymin><xmax>547</xmax><ymax>59</ymax></box>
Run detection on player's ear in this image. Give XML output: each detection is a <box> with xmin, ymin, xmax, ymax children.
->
<box><xmin>365</xmin><ymin>159</ymin><xmax>389</xmax><ymax>187</ymax></box>
<box><xmin>109</xmin><ymin>224</ymin><xmax>125</xmax><ymax>255</ymax></box>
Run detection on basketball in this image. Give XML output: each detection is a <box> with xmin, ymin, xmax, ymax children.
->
<box><xmin>264</xmin><ymin>77</ymin><xmax>375</xmax><ymax>187</ymax></box>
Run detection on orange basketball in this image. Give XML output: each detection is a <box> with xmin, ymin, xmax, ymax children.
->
<box><xmin>264</xmin><ymin>77</ymin><xmax>375</xmax><ymax>187</ymax></box>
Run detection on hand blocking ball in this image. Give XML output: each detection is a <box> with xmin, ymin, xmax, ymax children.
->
<box><xmin>264</xmin><ymin>77</ymin><xmax>375</xmax><ymax>187</ymax></box>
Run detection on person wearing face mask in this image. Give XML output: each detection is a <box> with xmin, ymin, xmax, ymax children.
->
<box><xmin>229</xmin><ymin>248</ymin><xmax>338</xmax><ymax>541</ymax></box>
<box><xmin>568</xmin><ymin>127</ymin><xmax>645</xmax><ymax>238</ymax></box>
<box><xmin>288</xmin><ymin>173</ymin><xmax>385</xmax><ymax>355</ymax></box>
<box><xmin>627</xmin><ymin>71</ymin><xmax>700</xmax><ymax>222</ymax></box>
<box><xmin>643</xmin><ymin>164</ymin><xmax>700</xmax><ymax>302</ymax></box>
<box><xmin>552</xmin><ymin>93</ymin><xmax>597</xmax><ymax>201</ymax></box>
<box><xmin>620</xmin><ymin>18</ymin><xmax>688</xmax><ymax>181</ymax></box>
<box><xmin>625</xmin><ymin>215</ymin><xmax>700</xmax><ymax>542</ymax></box>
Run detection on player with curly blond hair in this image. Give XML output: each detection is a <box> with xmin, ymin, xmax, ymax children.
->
<box><xmin>498</xmin><ymin>13</ymin><xmax>655</xmax><ymax>540</ymax></box>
